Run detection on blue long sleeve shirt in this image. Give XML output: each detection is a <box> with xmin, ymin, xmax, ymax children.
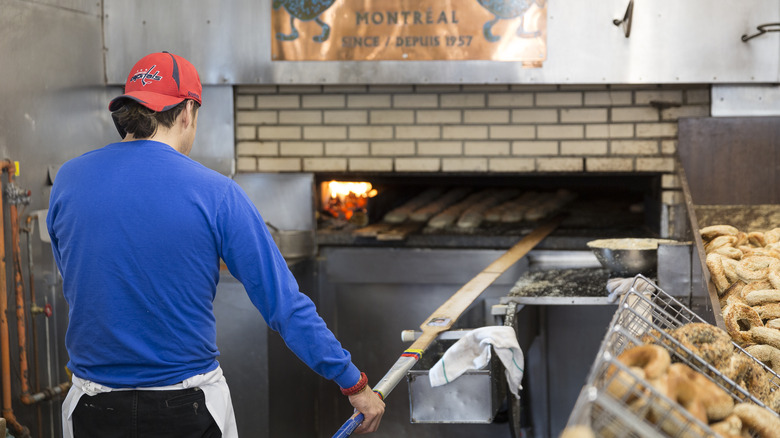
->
<box><xmin>47</xmin><ymin>140</ymin><xmax>359</xmax><ymax>389</ymax></box>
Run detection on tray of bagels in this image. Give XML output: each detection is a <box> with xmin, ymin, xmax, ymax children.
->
<box><xmin>563</xmin><ymin>273</ymin><xmax>780</xmax><ymax>438</ymax></box>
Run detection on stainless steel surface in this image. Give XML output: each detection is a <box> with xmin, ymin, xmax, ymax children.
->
<box><xmin>104</xmin><ymin>0</ymin><xmax>780</xmax><ymax>84</ymax></box>
<box><xmin>234</xmin><ymin>173</ymin><xmax>316</xmax><ymax>232</ymax></box>
<box><xmin>712</xmin><ymin>85</ymin><xmax>780</xmax><ymax>116</ymax></box>
<box><xmin>587</xmin><ymin>239</ymin><xmax>663</xmax><ymax>276</ymax></box>
<box><xmin>408</xmin><ymin>341</ymin><xmax>502</xmax><ymax>424</ymax></box>
<box><xmin>1</xmin><ymin>3</ymin><xmax>106</xmax><ymax>436</ymax></box>
<box><xmin>213</xmin><ymin>273</ymin><xmax>270</xmax><ymax>438</ymax></box>
<box><xmin>318</xmin><ymin>247</ymin><xmax>518</xmax><ymax>438</ymax></box>
<box><xmin>657</xmin><ymin>242</ymin><xmax>693</xmax><ymax>303</ymax></box>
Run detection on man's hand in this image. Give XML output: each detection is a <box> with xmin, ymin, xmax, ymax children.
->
<box><xmin>347</xmin><ymin>385</ymin><xmax>385</xmax><ymax>434</ymax></box>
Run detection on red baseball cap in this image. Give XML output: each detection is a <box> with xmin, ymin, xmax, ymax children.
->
<box><xmin>109</xmin><ymin>51</ymin><xmax>202</xmax><ymax>113</ymax></box>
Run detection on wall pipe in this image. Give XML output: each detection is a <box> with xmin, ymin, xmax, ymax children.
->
<box><xmin>11</xmin><ymin>169</ymin><xmax>72</xmax><ymax>407</ymax></box>
<box><xmin>0</xmin><ymin>160</ymin><xmax>31</xmax><ymax>438</ymax></box>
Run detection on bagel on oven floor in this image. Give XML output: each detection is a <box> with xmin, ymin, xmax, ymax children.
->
<box><xmin>701</xmin><ymin>224</ymin><xmax>740</xmax><ymax>240</ymax></box>
<box><xmin>745</xmin><ymin>289</ymin><xmax>780</xmax><ymax>307</ymax></box>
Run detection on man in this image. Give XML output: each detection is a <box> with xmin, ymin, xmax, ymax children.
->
<box><xmin>47</xmin><ymin>51</ymin><xmax>384</xmax><ymax>437</ymax></box>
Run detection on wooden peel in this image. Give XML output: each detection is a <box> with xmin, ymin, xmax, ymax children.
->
<box><xmin>332</xmin><ymin>215</ymin><xmax>564</xmax><ymax>437</ymax></box>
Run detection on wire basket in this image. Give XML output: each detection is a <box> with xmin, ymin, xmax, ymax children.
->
<box><xmin>567</xmin><ymin>275</ymin><xmax>780</xmax><ymax>436</ymax></box>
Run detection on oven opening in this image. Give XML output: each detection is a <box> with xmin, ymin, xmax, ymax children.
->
<box><xmin>315</xmin><ymin>173</ymin><xmax>663</xmax><ymax>249</ymax></box>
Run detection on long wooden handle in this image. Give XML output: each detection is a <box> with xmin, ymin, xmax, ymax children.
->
<box><xmin>331</xmin><ymin>215</ymin><xmax>563</xmax><ymax>437</ymax></box>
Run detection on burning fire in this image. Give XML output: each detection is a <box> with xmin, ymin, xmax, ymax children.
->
<box><xmin>322</xmin><ymin>181</ymin><xmax>378</xmax><ymax>223</ymax></box>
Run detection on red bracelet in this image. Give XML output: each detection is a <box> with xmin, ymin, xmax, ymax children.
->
<box><xmin>341</xmin><ymin>372</ymin><xmax>368</xmax><ymax>396</ymax></box>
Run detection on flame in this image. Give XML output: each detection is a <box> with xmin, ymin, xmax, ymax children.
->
<box><xmin>322</xmin><ymin>180</ymin><xmax>377</xmax><ymax>222</ymax></box>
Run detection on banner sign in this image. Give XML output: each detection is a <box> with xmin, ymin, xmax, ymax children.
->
<box><xmin>271</xmin><ymin>0</ymin><xmax>547</xmax><ymax>64</ymax></box>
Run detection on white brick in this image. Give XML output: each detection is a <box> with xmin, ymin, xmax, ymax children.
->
<box><xmin>395</xmin><ymin>158</ymin><xmax>441</xmax><ymax>172</ymax></box>
<box><xmin>396</xmin><ymin>125</ymin><xmax>441</xmax><ymax>139</ymax></box>
<box><xmin>349</xmin><ymin>126</ymin><xmax>394</xmax><ymax>140</ymax></box>
<box><xmin>611</xmin><ymin>140</ymin><xmax>659</xmax><ymax>155</ymax></box>
<box><xmin>235</xmin><ymin>95</ymin><xmax>256</xmax><ymax>109</ymax></box>
<box><xmin>443</xmin><ymin>126</ymin><xmax>488</xmax><ymax>140</ymax></box>
<box><xmin>348</xmin><ymin>95</ymin><xmax>391</xmax><ymax>108</ymax></box>
<box><xmin>686</xmin><ymin>89</ymin><xmax>710</xmax><ymax>104</ymax></box>
<box><xmin>256</xmin><ymin>158</ymin><xmax>302</xmax><ymax>172</ymax></box>
<box><xmin>394</xmin><ymin>94</ymin><xmax>438</xmax><ymax>108</ymax></box>
<box><xmin>442</xmin><ymin>158</ymin><xmax>488</xmax><ymax>172</ymax></box>
<box><xmin>369</xmin><ymin>85</ymin><xmax>413</xmax><ymax>93</ymax></box>
<box><xmin>325</xmin><ymin>142</ymin><xmax>369</xmax><ymax>156</ymax></box>
<box><xmin>584</xmin><ymin>91</ymin><xmax>632</xmax><ymax>106</ymax></box>
<box><xmin>560</xmin><ymin>85</ymin><xmax>609</xmax><ymax>91</ymax></box>
<box><xmin>586</xmin><ymin>158</ymin><xmax>634</xmax><ymax>172</ymax></box>
<box><xmin>349</xmin><ymin>158</ymin><xmax>394</xmax><ymax>172</ymax></box>
<box><xmin>303</xmin><ymin>158</ymin><xmax>348</xmax><ymax>172</ymax></box>
<box><xmin>441</xmin><ymin>94</ymin><xmax>486</xmax><ymax>108</ymax></box>
<box><xmin>279</xmin><ymin>85</ymin><xmax>322</xmax><ymax>94</ymax></box>
<box><xmin>488</xmin><ymin>158</ymin><xmax>535</xmax><ymax>172</ymax></box>
<box><xmin>636</xmin><ymin>123</ymin><xmax>677</xmax><ymax>137</ymax></box>
<box><xmin>487</xmin><ymin>93</ymin><xmax>533</xmax><ymax>107</ymax></box>
<box><xmin>417</xmin><ymin>110</ymin><xmax>461</xmax><ymax>124</ymax></box>
<box><xmin>236</xmin><ymin>111</ymin><xmax>278</xmax><ymax>125</ymax></box>
<box><xmin>464</xmin><ymin>110</ymin><xmax>510</xmax><ymax>124</ymax></box>
<box><xmin>489</xmin><ymin>125</ymin><xmax>535</xmax><ymax>139</ymax></box>
<box><xmin>279</xmin><ymin>110</ymin><xmax>322</xmax><ymax>124</ymax></box>
<box><xmin>561</xmin><ymin>109</ymin><xmax>608</xmax><ymax>123</ymax></box>
<box><xmin>538</xmin><ymin>125</ymin><xmax>584</xmax><ymax>139</ymax></box>
<box><xmin>512</xmin><ymin>109</ymin><xmax>558</xmax><ymax>123</ymax></box>
<box><xmin>611</xmin><ymin>107</ymin><xmax>659</xmax><ymax>122</ymax></box>
<box><xmin>303</xmin><ymin>95</ymin><xmax>345</xmax><ymax>108</ymax></box>
<box><xmin>415</xmin><ymin>85</ymin><xmax>460</xmax><ymax>93</ymax></box>
<box><xmin>635</xmin><ymin>90</ymin><xmax>684</xmax><ymax>105</ymax></box>
<box><xmin>257</xmin><ymin>95</ymin><xmax>300</xmax><ymax>109</ymax></box>
<box><xmin>464</xmin><ymin>141</ymin><xmax>510</xmax><ymax>156</ymax></box>
<box><xmin>561</xmin><ymin>141</ymin><xmax>607</xmax><ymax>155</ymax></box>
<box><xmin>661</xmin><ymin>105</ymin><xmax>710</xmax><ymax>120</ymax></box>
<box><xmin>371</xmin><ymin>142</ymin><xmax>415</xmax><ymax>156</ymax></box>
<box><xmin>236</xmin><ymin>85</ymin><xmax>277</xmax><ymax>94</ymax></box>
<box><xmin>510</xmin><ymin>85</ymin><xmax>557</xmax><ymax>91</ymax></box>
<box><xmin>662</xmin><ymin>190</ymin><xmax>684</xmax><ymax>204</ymax></box>
<box><xmin>236</xmin><ymin>126</ymin><xmax>257</xmax><ymax>140</ymax></box>
<box><xmin>418</xmin><ymin>141</ymin><xmax>462</xmax><ymax>156</ymax></box>
<box><xmin>323</xmin><ymin>85</ymin><xmax>367</xmax><ymax>93</ymax></box>
<box><xmin>536</xmin><ymin>92</ymin><xmax>582</xmax><ymax>107</ymax></box>
<box><xmin>237</xmin><ymin>141</ymin><xmax>278</xmax><ymax>156</ymax></box>
<box><xmin>585</xmin><ymin>124</ymin><xmax>634</xmax><ymax>138</ymax></box>
<box><xmin>661</xmin><ymin>140</ymin><xmax>677</xmax><ymax>154</ymax></box>
<box><xmin>636</xmin><ymin>157</ymin><xmax>675</xmax><ymax>172</ymax></box>
<box><xmin>537</xmin><ymin>158</ymin><xmax>583</xmax><ymax>172</ymax></box>
<box><xmin>280</xmin><ymin>142</ymin><xmax>323</xmax><ymax>156</ymax></box>
<box><xmin>236</xmin><ymin>157</ymin><xmax>257</xmax><ymax>171</ymax></box>
<box><xmin>258</xmin><ymin>126</ymin><xmax>301</xmax><ymax>140</ymax></box>
<box><xmin>512</xmin><ymin>141</ymin><xmax>558</xmax><ymax>155</ymax></box>
<box><xmin>370</xmin><ymin>110</ymin><xmax>415</xmax><ymax>124</ymax></box>
<box><xmin>662</xmin><ymin>174</ymin><xmax>680</xmax><ymax>189</ymax></box>
<box><xmin>463</xmin><ymin>85</ymin><xmax>509</xmax><ymax>92</ymax></box>
<box><xmin>303</xmin><ymin>126</ymin><xmax>347</xmax><ymax>140</ymax></box>
<box><xmin>324</xmin><ymin>110</ymin><xmax>367</xmax><ymax>125</ymax></box>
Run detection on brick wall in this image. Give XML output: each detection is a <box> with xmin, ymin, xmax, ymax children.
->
<box><xmin>234</xmin><ymin>84</ymin><xmax>709</xmax><ymax>177</ymax></box>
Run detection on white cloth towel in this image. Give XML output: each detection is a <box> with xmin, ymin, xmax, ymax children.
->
<box><xmin>605</xmin><ymin>276</ymin><xmax>656</xmax><ymax>302</ymax></box>
<box><xmin>62</xmin><ymin>366</ymin><xmax>237</xmax><ymax>438</ymax></box>
<box><xmin>428</xmin><ymin>326</ymin><xmax>525</xmax><ymax>398</ymax></box>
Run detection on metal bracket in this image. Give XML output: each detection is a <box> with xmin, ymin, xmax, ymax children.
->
<box><xmin>613</xmin><ymin>0</ymin><xmax>634</xmax><ymax>38</ymax></box>
<box><xmin>742</xmin><ymin>23</ymin><xmax>780</xmax><ymax>42</ymax></box>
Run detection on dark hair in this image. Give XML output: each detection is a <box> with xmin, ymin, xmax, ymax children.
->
<box><xmin>111</xmin><ymin>99</ymin><xmax>200</xmax><ymax>139</ymax></box>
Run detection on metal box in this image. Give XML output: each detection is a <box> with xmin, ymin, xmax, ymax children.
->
<box><xmin>406</xmin><ymin>338</ymin><xmax>507</xmax><ymax>424</ymax></box>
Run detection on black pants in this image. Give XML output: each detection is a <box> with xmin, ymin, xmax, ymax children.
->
<box><xmin>73</xmin><ymin>387</ymin><xmax>222</xmax><ymax>438</ymax></box>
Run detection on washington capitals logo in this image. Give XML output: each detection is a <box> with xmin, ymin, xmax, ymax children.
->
<box><xmin>130</xmin><ymin>64</ymin><xmax>163</xmax><ymax>86</ymax></box>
